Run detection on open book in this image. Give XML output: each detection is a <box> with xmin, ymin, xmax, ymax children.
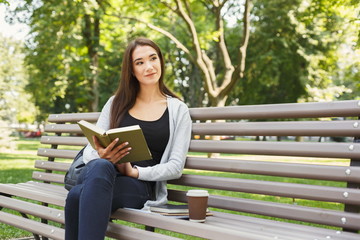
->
<box><xmin>77</xmin><ymin>120</ymin><xmax>152</xmax><ymax>163</ymax></box>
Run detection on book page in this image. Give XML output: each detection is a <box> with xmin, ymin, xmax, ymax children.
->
<box><xmin>106</xmin><ymin>125</ymin><xmax>140</xmax><ymax>134</ymax></box>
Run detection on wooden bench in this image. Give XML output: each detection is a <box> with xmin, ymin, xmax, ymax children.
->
<box><xmin>1</xmin><ymin>100</ymin><xmax>360</xmax><ymax>240</ymax></box>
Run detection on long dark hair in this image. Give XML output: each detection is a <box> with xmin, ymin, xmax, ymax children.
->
<box><xmin>110</xmin><ymin>37</ymin><xmax>178</xmax><ymax>129</ymax></box>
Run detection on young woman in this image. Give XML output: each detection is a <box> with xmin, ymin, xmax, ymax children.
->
<box><xmin>65</xmin><ymin>37</ymin><xmax>192</xmax><ymax>240</ymax></box>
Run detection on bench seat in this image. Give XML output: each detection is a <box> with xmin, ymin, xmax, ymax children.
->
<box><xmin>1</xmin><ymin>100</ymin><xmax>360</xmax><ymax>239</ymax></box>
<box><xmin>2</xmin><ymin>181</ymin><xmax>360</xmax><ymax>240</ymax></box>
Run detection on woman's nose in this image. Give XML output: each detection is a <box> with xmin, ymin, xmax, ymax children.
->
<box><xmin>145</xmin><ymin>61</ymin><xmax>154</xmax><ymax>71</ymax></box>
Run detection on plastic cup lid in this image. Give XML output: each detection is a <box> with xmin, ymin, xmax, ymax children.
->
<box><xmin>186</xmin><ymin>189</ymin><xmax>209</xmax><ymax>197</ymax></box>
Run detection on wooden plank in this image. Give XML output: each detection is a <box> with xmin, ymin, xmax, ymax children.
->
<box><xmin>0</xmin><ymin>195</ymin><xmax>64</xmax><ymax>224</ymax></box>
<box><xmin>207</xmin><ymin>215</ymin><xmax>332</xmax><ymax>240</ymax></box>
<box><xmin>0</xmin><ymin>211</ymin><xmax>64</xmax><ymax>240</ymax></box>
<box><xmin>113</xmin><ymin>208</ymin><xmax>276</xmax><ymax>240</ymax></box>
<box><xmin>32</xmin><ymin>171</ymin><xmax>65</xmax><ymax>184</ymax></box>
<box><xmin>35</xmin><ymin>160</ymin><xmax>70</xmax><ymax>172</ymax></box>
<box><xmin>185</xmin><ymin>157</ymin><xmax>360</xmax><ymax>183</ymax></box>
<box><xmin>48</xmin><ymin>112</ymin><xmax>100</xmax><ymax>123</ymax></box>
<box><xmin>22</xmin><ymin>181</ymin><xmax>67</xmax><ymax>195</ymax></box>
<box><xmin>44</xmin><ymin>123</ymin><xmax>81</xmax><ymax>134</ymax></box>
<box><xmin>106</xmin><ymin>222</ymin><xmax>180</xmax><ymax>240</ymax></box>
<box><xmin>9</xmin><ymin>183</ymin><xmax>66</xmax><ymax>207</ymax></box>
<box><xmin>192</xmin><ymin>120</ymin><xmax>360</xmax><ymax>137</ymax></box>
<box><xmin>189</xmin><ymin>140</ymin><xmax>360</xmax><ymax>159</ymax></box>
<box><xmin>37</xmin><ymin>148</ymin><xmax>79</xmax><ymax>159</ymax></box>
<box><xmin>0</xmin><ymin>183</ymin><xmax>65</xmax><ymax>206</ymax></box>
<box><xmin>169</xmin><ymin>174</ymin><xmax>360</xmax><ymax>204</ymax></box>
<box><xmin>189</xmin><ymin>100</ymin><xmax>360</xmax><ymax>120</ymax></box>
<box><xmin>168</xmin><ymin>190</ymin><xmax>360</xmax><ymax>230</ymax></box>
<box><xmin>40</xmin><ymin>136</ymin><xmax>87</xmax><ymax>146</ymax></box>
<box><xmin>210</xmin><ymin>212</ymin><xmax>360</xmax><ymax>240</ymax></box>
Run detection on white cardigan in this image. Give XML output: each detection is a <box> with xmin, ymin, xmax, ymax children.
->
<box><xmin>83</xmin><ymin>96</ymin><xmax>192</xmax><ymax>209</ymax></box>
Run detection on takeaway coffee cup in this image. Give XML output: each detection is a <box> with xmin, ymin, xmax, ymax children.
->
<box><xmin>186</xmin><ymin>190</ymin><xmax>209</xmax><ymax>223</ymax></box>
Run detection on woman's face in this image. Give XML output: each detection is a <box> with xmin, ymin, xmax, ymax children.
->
<box><xmin>132</xmin><ymin>45</ymin><xmax>162</xmax><ymax>86</ymax></box>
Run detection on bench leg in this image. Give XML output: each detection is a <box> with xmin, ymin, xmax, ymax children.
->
<box><xmin>18</xmin><ymin>212</ymin><xmax>43</xmax><ymax>240</ymax></box>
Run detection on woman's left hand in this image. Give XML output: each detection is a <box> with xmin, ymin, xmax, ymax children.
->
<box><xmin>116</xmin><ymin>162</ymin><xmax>139</xmax><ymax>178</ymax></box>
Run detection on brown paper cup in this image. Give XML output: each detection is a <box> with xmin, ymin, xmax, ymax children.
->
<box><xmin>186</xmin><ymin>190</ymin><xmax>209</xmax><ymax>223</ymax></box>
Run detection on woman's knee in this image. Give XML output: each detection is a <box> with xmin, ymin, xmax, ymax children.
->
<box><xmin>85</xmin><ymin>159</ymin><xmax>117</xmax><ymax>182</ymax></box>
<box><xmin>65</xmin><ymin>185</ymin><xmax>82</xmax><ymax>207</ymax></box>
<box><xmin>87</xmin><ymin>158</ymin><xmax>113</xmax><ymax>169</ymax></box>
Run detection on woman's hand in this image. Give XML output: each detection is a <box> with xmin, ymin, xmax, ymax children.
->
<box><xmin>116</xmin><ymin>162</ymin><xmax>139</xmax><ymax>178</ymax></box>
<box><xmin>93</xmin><ymin>136</ymin><xmax>131</xmax><ymax>164</ymax></box>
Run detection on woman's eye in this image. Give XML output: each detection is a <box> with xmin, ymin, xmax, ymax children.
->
<box><xmin>151</xmin><ymin>56</ymin><xmax>158</xmax><ymax>61</ymax></box>
<box><xmin>135</xmin><ymin>61</ymin><xmax>143</xmax><ymax>65</ymax></box>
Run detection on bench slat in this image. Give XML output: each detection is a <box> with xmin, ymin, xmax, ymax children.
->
<box><xmin>211</xmin><ymin>211</ymin><xmax>360</xmax><ymax>240</ymax></box>
<box><xmin>44</xmin><ymin>124</ymin><xmax>81</xmax><ymax>134</ymax></box>
<box><xmin>37</xmin><ymin>148</ymin><xmax>79</xmax><ymax>159</ymax></box>
<box><xmin>0</xmin><ymin>183</ymin><xmax>65</xmax><ymax>206</ymax></box>
<box><xmin>22</xmin><ymin>181</ymin><xmax>67</xmax><ymax>195</ymax></box>
<box><xmin>38</xmin><ymin>141</ymin><xmax>360</xmax><ymax>160</ymax></box>
<box><xmin>169</xmin><ymin>174</ymin><xmax>360</xmax><ymax>204</ymax></box>
<box><xmin>113</xmin><ymin>208</ymin><xmax>275</xmax><ymax>240</ymax></box>
<box><xmin>15</xmin><ymin>182</ymin><xmax>66</xmax><ymax>199</ymax></box>
<box><xmin>48</xmin><ymin>112</ymin><xmax>100</xmax><ymax>123</ymax></box>
<box><xmin>189</xmin><ymin>100</ymin><xmax>360</xmax><ymax>120</ymax></box>
<box><xmin>44</xmin><ymin>120</ymin><xmax>360</xmax><ymax>137</ymax></box>
<box><xmin>35</xmin><ymin>160</ymin><xmax>70</xmax><ymax>172</ymax></box>
<box><xmin>185</xmin><ymin>157</ymin><xmax>360</xmax><ymax>182</ymax></box>
<box><xmin>0</xmin><ymin>211</ymin><xmax>64</xmax><ymax>240</ymax></box>
<box><xmin>0</xmin><ymin>195</ymin><xmax>64</xmax><ymax>224</ymax></box>
<box><xmin>190</xmin><ymin>140</ymin><xmax>360</xmax><ymax>158</ymax></box>
<box><xmin>32</xmin><ymin>171</ymin><xmax>65</xmax><ymax>184</ymax></box>
<box><xmin>192</xmin><ymin>120</ymin><xmax>360</xmax><ymax>136</ymax></box>
<box><xmin>168</xmin><ymin>190</ymin><xmax>360</xmax><ymax>230</ymax></box>
<box><xmin>40</xmin><ymin>136</ymin><xmax>87</xmax><ymax>146</ymax></box>
<box><xmin>106</xmin><ymin>222</ymin><xmax>181</xmax><ymax>240</ymax></box>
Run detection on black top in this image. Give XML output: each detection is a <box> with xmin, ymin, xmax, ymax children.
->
<box><xmin>119</xmin><ymin>108</ymin><xmax>170</xmax><ymax>168</ymax></box>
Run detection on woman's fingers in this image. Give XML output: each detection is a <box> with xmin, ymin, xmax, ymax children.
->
<box><xmin>110</xmin><ymin>145</ymin><xmax>131</xmax><ymax>164</ymax></box>
<box><xmin>106</xmin><ymin>137</ymin><xmax>119</xmax><ymax>151</ymax></box>
<box><xmin>92</xmin><ymin>136</ymin><xmax>132</xmax><ymax>163</ymax></box>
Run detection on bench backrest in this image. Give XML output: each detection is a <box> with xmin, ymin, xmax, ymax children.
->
<box><xmin>36</xmin><ymin>100</ymin><xmax>360</xmax><ymax>232</ymax></box>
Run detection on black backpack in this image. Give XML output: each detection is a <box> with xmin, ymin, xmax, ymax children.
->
<box><xmin>64</xmin><ymin>147</ymin><xmax>86</xmax><ymax>191</ymax></box>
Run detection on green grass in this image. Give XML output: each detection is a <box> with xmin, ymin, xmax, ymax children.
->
<box><xmin>0</xmin><ymin>137</ymin><xmax>352</xmax><ymax>239</ymax></box>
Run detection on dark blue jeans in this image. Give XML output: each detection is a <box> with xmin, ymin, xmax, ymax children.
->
<box><xmin>65</xmin><ymin>159</ymin><xmax>152</xmax><ymax>240</ymax></box>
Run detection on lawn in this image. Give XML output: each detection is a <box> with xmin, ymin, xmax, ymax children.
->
<box><xmin>0</xmin><ymin>138</ymin><xmax>43</xmax><ymax>239</ymax></box>
<box><xmin>0</xmin><ymin>137</ymin><xmax>351</xmax><ymax>239</ymax></box>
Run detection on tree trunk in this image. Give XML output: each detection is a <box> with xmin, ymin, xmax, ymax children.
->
<box><xmin>83</xmin><ymin>12</ymin><xmax>100</xmax><ymax>112</ymax></box>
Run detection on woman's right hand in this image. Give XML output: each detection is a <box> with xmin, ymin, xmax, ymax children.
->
<box><xmin>92</xmin><ymin>136</ymin><xmax>131</xmax><ymax>164</ymax></box>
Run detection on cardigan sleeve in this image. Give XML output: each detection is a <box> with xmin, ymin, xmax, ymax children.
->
<box><xmin>83</xmin><ymin>96</ymin><xmax>114</xmax><ymax>164</ymax></box>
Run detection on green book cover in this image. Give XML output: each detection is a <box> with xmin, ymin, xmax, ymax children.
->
<box><xmin>77</xmin><ymin>120</ymin><xmax>152</xmax><ymax>163</ymax></box>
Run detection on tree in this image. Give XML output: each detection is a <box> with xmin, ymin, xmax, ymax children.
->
<box><xmin>230</xmin><ymin>0</ymin><xmax>360</xmax><ymax>105</ymax></box>
<box><xmin>0</xmin><ymin>34</ymin><xmax>37</xmax><ymax>149</ymax></box>
<box><xmin>10</xmin><ymin>0</ymin><xmax>120</xmax><ymax>119</ymax></box>
<box><xmin>109</xmin><ymin>0</ymin><xmax>252</xmax><ymax>107</ymax></box>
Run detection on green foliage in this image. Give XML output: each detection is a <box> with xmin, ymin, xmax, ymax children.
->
<box><xmin>229</xmin><ymin>0</ymin><xmax>360</xmax><ymax>105</ymax></box>
<box><xmin>0</xmin><ymin>34</ymin><xmax>37</xmax><ymax>124</ymax></box>
<box><xmin>6</xmin><ymin>0</ymin><xmax>360</xmax><ymax>118</ymax></box>
<box><xmin>0</xmin><ymin>34</ymin><xmax>37</xmax><ymax>151</ymax></box>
